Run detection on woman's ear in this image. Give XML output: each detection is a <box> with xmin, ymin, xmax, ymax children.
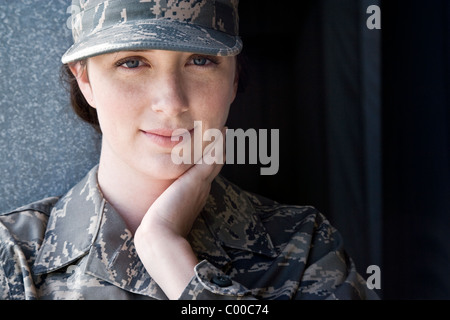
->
<box><xmin>69</xmin><ymin>61</ymin><xmax>95</xmax><ymax>108</ymax></box>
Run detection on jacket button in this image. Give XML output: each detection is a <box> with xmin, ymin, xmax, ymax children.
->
<box><xmin>211</xmin><ymin>275</ymin><xmax>232</xmax><ymax>287</ymax></box>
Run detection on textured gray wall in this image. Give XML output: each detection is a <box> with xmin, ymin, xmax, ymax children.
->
<box><xmin>0</xmin><ymin>0</ymin><xmax>101</xmax><ymax>213</ymax></box>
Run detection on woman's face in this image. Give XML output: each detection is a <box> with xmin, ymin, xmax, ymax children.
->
<box><xmin>73</xmin><ymin>50</ymin><xmax>238</xmax><ymax>180</ymax></box>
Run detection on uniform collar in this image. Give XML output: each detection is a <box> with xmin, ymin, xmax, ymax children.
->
<box><xmin>33</xmin><ymin>166</ymin><xmax>276</xmax><ymax>296</ymax></box>
<box><xmin>32</xmin><ymin>165</ymin><xmax>165</xmax><ymax>298</ymax></box>
<box><xmin>33</xmin><ymin>166</ymin><xmax>103</xmax><ymax>275</ymax></box>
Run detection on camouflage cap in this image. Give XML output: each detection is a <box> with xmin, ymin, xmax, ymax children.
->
<box><xmin>62</xmin><ymin>0</ymin><xmax>243</xmax><ymax>64</ymax></box>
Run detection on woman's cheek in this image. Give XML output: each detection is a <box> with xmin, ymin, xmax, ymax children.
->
<box><xmin>193</xmin><ymin>81</ymin><xmax>232</xmax><ymax>122</ymax></box>
<box><xmin>98</xmin><ymin>80</ymin><xmax>144</xmax><ymax>115</ymax></box>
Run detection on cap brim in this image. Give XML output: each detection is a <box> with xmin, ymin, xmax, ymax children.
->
<box><xmin>62</xmin><ymin>19</ymin><xmax>243</xmax><ymax>64</ymax></box>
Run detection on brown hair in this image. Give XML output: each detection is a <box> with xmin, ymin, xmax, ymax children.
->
<box><xmin>60</xmin><ymin>53</ymin><xmax>247</xmax><ymax>133</ymax></box>
<box><xmin>60</xmin><ymin>61</ymin><xmax>101</xmax><ymax>133</ymax></box>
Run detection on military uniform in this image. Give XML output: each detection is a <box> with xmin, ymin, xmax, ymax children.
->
<box><xmin>0</xmin><ymin>166</ymin><xmax>378</xmax><ymax>300</ymax></box>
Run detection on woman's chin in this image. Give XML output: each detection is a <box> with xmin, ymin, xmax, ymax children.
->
<box><xmin>139</xmin><ymin>156</ymin><xmax>194</xmax><ymax>181</ymax></box>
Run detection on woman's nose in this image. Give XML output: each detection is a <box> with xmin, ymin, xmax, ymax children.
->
<box><xmin>150</xmin><ymin>71</ymin><xmax>189</xmax><ymax>117</ymax></box>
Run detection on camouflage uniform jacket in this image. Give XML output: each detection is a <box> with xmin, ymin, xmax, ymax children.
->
<box><xmin>0</xmin><ymin>166</ymin><xmax>378</xmax><ymax>300</ymax></box>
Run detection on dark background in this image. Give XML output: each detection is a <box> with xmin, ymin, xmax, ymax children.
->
<box><xmin>222</xmin><ymin>0</ymin><xmax>450</xmax><ymax>300</ymax></box>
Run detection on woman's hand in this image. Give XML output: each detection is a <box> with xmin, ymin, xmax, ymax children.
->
<box><xmin>134</xmin><ymin>128</ymin><xmax>226</xmax><ymax>299</ymax></box>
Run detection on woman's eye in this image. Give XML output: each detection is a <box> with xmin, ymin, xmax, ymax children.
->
<box><xmin>193</xmin><ymin>57</ymin><xmax>208</xmax><ymax>66</ymax></box>
<box><xmin>190</xmin><ymin>56</ymin><xmax>218</xmax><ymax>67</ymax></box>
<box><xmin>120</xmin><ymin>59</ymin><xmax>142</xmax><ymax>69</ymax></box>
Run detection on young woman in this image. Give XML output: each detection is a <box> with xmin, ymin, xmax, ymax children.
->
<box><xmin>0</xmin><ymin>0</ymin><xmax>378</xmax><ymax>300</ymax></box>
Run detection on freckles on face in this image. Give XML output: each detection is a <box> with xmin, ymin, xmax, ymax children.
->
<box><xmin>88</xmin><ymin>51</ymin><xmax>237</xmax><ymax>128</ymax></box>
<box><xmin>87</xmin><ymin>60</ymin><xmax>145</xmax><ymax>128</ymax></box>
<box><xmin>84</xmin><ymin>51</ymin><xmax>238</xmax><ymax>178</ymax></box>
<box><xmin>184</xmin><ymin>76</ymin><xmax>233</xmax><ymax>129</ymax></box>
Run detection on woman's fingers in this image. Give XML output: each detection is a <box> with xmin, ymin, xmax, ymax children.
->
<box><xmin>189</xmin><ymin>126</ymin><xmax>227</xmax><ymax>183</ymax></box>
<box><xmin>141</xmin><ymin>126</ymin><xmax>227</xmax><ymax>237</ymax></box>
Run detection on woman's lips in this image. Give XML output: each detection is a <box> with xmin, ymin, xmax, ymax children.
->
<box><xmin>141</xmin><ymin>128</ymin><xmax>194</xmax><ymax>149</ymax></box>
